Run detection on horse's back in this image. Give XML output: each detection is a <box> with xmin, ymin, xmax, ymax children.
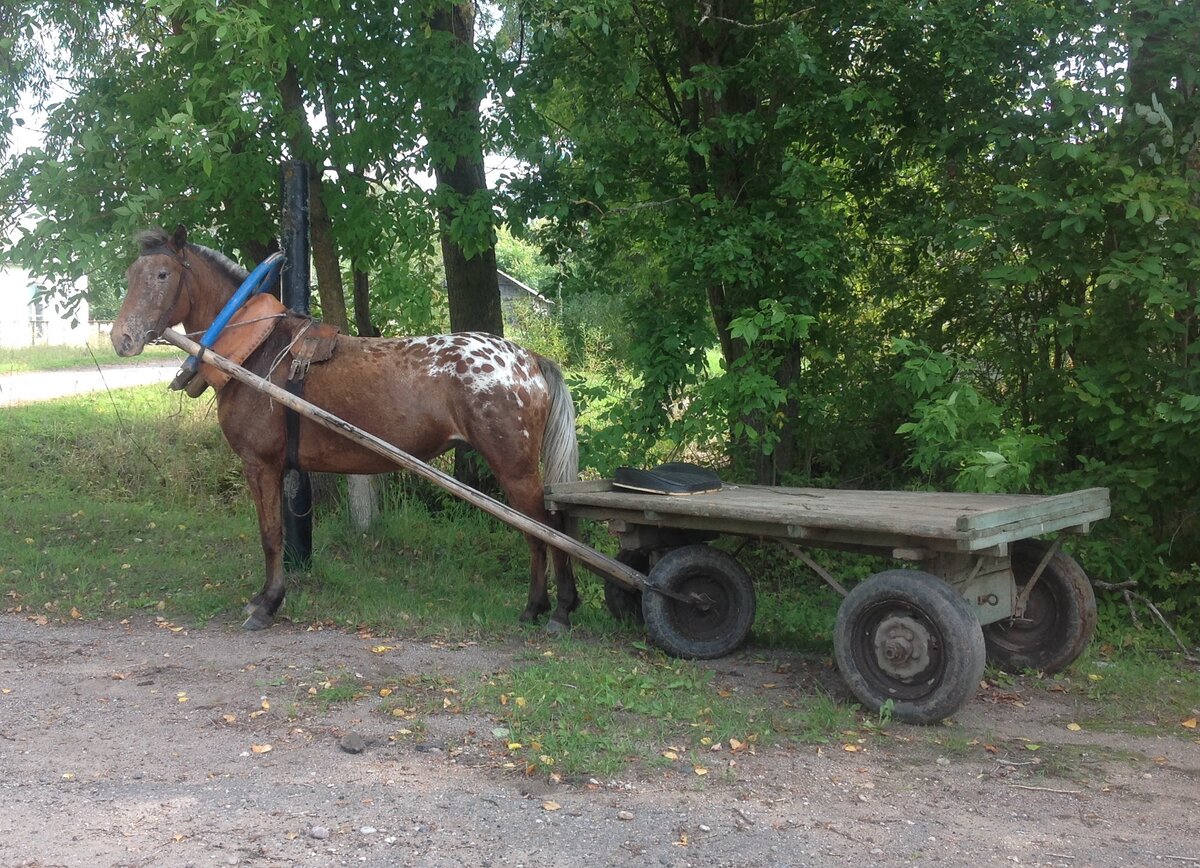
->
<box><xmin>265</xmin><ymin>330</ymin><xmax>552</xmax><ymax>467</ymax></box>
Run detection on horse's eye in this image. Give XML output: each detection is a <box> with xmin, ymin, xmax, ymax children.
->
<box><xmin>157</xmin><ymin>271</ymin><xmax>169</xmax><ymax>280</ymax></box>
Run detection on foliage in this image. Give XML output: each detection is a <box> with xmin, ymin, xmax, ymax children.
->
<box><xmin>891</xmin><ymin>338</ymin><xmax>1059</xmax><ymax>493</ymax></box>
<box><xmin>504</xmin><ymin>296</ymin><xmax>569</xmax><ymax>361</ymax></box>
<box><xmin>495</xmin><ymin>224</ymin><xmax>556</xmax><ymax>291</ymax></box>
<box><xmin>0</xmin><ymin>0</ymin><xmax>502</xmax><ymax>332</ymax></box>
<box><xmin>500</xmin><ymin>0</ymin><xmax>1200</xmax><ymax>625</ymax></box>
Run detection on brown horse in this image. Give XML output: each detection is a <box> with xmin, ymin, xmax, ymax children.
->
<box><xmin>112</xmin><ymin>226</ymin><xmax>580</xmax><ymax>631</ymax></box>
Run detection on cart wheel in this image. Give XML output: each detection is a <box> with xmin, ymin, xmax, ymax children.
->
<box><xmin>983</xmin><ymin>539</ymin><xmax>1097</xmax><ymax>674</ymax></box>
<box><xmin>604</xmin><ymin>550</ymin><xmax>647</xmax><ymax>624</ymax></box>
<box><xmin>642</xmin><ymin>545</ymin><xmax>755</xmax><ymax>659</ymax></box>
<box><xmin>834</xmin><ymin>570</ymin><xmax>985</xmax><ymax>725</ymax></box>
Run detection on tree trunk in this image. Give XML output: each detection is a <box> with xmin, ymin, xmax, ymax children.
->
<box><xmin>427</xmin><ymin>3</ymin><xmax>503</xmax><ymax>338</ymax></box>
<box><xmin>352</xmin><ymin>269</ymin><xmax>379</xmax><ymax>337</ymax></box>
<box><xmin>673</xmin><ymin>1</ymin><xmax>791</xmax><ymax>482</ymax></box>
<box><xmin>426</xmin><ymin>2</ymin><xmax>504</xmax><ymax>489</ymax></box>
<box><xmin>277</xmin><ymin>62</ymin><xmax>350</xmax><ymax>333</ymax></box>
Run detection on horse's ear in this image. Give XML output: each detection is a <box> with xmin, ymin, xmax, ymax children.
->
<box><xmin>171</xmin><ymin>224</ymin><xmax>188</xmax><ymax>251</ymax></box>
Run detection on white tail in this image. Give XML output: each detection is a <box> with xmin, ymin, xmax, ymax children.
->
<box><xmin>538</xmin><ymin>357</ymin><xmax>579</xmax><ymax>487</ymax></box>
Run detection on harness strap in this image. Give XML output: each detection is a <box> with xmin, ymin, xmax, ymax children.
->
<box><xmin>285</xmin><ymin>380</ymin><xmax>304</xmax><ymax>472</ymax></box>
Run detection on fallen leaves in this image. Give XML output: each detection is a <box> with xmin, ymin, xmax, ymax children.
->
<box><xmin>1182</xmin><ymin>717</ymin><xmax>1197</xmax><ymax>730</ymax></box>
<box><xmin>250</xmin><ymin>744</ymin><xmax>272</xmax><ymax>754</ymax></box>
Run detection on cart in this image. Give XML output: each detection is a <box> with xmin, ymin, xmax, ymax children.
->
<box><xmin>161</xmin><ymin>326</ymin><xmax>1109</xmax><ymax>725</ymax></box>
<box><xmin>545</xmin><ymin>480</ymin><xmax>1109</xmax><ymax>723</ymax></box>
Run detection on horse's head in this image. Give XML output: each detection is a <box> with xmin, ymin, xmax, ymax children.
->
<box><xmin>112</xmin><ymin>225</ymin><xmax>194</xmax><ymax>357</ymax></box>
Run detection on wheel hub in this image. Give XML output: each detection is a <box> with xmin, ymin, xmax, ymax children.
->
<box><xmin>872</xmin><ymin>614</ymin><xmax>932</xmax><ymax>679</ymax></box>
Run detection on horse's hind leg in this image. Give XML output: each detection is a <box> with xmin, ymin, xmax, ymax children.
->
<box><xmin>549</xmin><ymin>513</ymin><xmax>580</xmax><ymax>625</ymax></box>
<box><xmin>519</xmin><ymin>535</ymin><xmax>551</xmax><ymax>624</ymax></box>
<box><xmin>240</xmin><ymin>459</ymin><xmax>287</xmax><ymax>630</ymax></box>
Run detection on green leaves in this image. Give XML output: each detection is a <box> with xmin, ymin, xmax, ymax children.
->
<box><xmin>728</xmin><ymin>300</ymin><xmax>815</xmax><ymax>347</ymax></box>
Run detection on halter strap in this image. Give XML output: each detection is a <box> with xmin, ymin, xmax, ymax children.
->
<box><xmin>137</xmin><ymin>244</ymin><xmax>192</xmax><ymax>268</ymax></box>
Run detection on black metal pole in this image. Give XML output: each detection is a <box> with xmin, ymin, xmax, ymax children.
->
<box><xmin>281</xmin><ymin>160</ymin><xmax>313</xmax><ymax>572</ymax></box>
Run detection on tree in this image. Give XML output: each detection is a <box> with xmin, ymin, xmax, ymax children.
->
<box><xmin>422</xmin><ymin>2</ymin><xmax>504</xmax><ymax>338</ymax></box>
<box><xmin>503</xmin><ymin>0</ymin><xmax>1059</xmax><ymax>483</ymax></box>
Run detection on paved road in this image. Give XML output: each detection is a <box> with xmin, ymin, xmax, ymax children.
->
<box><xmin>0</xmin><ymin>362</ymin><xmax>179</xmax><ymax>407</ymax></box>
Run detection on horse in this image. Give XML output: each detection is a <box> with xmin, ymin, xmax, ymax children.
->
<box><xmin>112</xmin><ymin>225</ymin><xmax>580</xmax><ymax>631</ymax></box>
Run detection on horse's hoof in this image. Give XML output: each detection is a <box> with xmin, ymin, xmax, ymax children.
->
<box><xmin>518</xmin><ymin>608</ymin><xmax>543</xmax><ymax>624</ymax></box>
<box><xmin>544</xmin><ymin>619</ymin><xmax>570</xmax><ymax>636</ymax></box>
<box><xmin>242</xmin><ymin>611</ymin><xmax>272</xmax><ymax>631</ymax></box>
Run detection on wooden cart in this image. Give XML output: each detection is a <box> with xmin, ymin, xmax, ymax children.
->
<box><xmin>545</xmin><ymin>480</ymin><xmax>1110</xmax><ymax>723</ymax></box>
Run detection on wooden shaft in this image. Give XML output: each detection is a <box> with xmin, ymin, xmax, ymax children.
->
<box><xmin>160</xmin><ymin>328</ymin><xmax>645</xmax><ymax>591</ymax></box>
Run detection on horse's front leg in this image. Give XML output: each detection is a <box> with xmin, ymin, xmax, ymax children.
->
<box><xmin>240</xmin><ymin>459</ymin><xmax>286</xmax><ymax>630</ymax></box>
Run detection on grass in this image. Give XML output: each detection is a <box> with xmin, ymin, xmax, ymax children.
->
<box><xmin>476</xmin><ymin>637</ymin><xmax>855</xmax><ymax>777</ymax></box>
<box><xmin>0</xmin><ymin>340</ymin><xmax>180</xmax><ymax>374</ymax></box>
<box><xmin>1</xmin><ymin>381</ymin><xmax>1197</xmax><ymax>780</ymax></box>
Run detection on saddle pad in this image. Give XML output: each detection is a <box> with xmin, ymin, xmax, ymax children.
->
<box><xmin>612</xmin><ymin>462</ymin><xmax>723</xmax><ymax>495</ymax></box>
<box><xmin>200</xmin><ymin>293</ymin><xmax>287</xmax><ymax>390</ymax></box>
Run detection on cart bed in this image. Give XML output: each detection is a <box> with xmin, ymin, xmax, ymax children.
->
<box><xmin>546</xmin><ymin>482</ymin><xmax>1110</xmax><ymax>555</ymax></box>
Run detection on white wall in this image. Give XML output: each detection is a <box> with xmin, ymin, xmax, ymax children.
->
<box><xmin>0</xmin><ymin>266</ymin><xmax>93</xmax><ymax>348</ymax></box>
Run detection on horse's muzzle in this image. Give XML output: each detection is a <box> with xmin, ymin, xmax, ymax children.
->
<box><xmin>112</xmin><ymin>328</ymin><xmax>150</xmax><ymax>357</ymax></box>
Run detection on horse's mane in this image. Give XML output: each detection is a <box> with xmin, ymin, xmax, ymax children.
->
<box><xmin>135</xmin><ymin>228</ymin><xmax>249</xmax><ymax>284</ymax></box>
<box><xmin>191</xmin><ymin>243</ymin><xmax>249</xmax><ymax>284</ymax></box>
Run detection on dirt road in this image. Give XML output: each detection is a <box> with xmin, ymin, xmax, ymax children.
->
<box><xmin>1</xmin><ymin>613</ymin><xmax>1197</xmax><ymax>867</ymax></box>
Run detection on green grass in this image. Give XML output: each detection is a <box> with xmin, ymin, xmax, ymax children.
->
<box><xmin>0</xmin><ymin>341</ymin><xmax>180</xmax><ymax>374</ymax></box>
<box><xmin>1063</xmin><ymin>647</ymin><xmax>1200</xmax><ymax>733</ymax></box>
<box><xmin>1</xmin><ymin>382</ymin><xmax>1197</xmax><ymax>780</ymax></box>
<box><xmin>476</xmin><ymin>638</ymin><xmax>855</xmax><ymax>777</ymax></box>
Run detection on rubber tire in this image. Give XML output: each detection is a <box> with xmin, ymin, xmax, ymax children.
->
<box><xmin>983</xmin><ymin>540</ymin><xmax>1097</xmax><ymax>674</ymax></box>
<box><xmin>604</xmin><ymin>549</ymin><xmax>647</xmax><ymax>624</ymax></box>
<box><xmin>641</xmin><ymin>545</ymin><xmax>756</xmax><ymax>659</ymax></box>
<box><xmin>834</xmin><ymin>570</ymin><xmax>986</xmax><ymax>725</ymax></box>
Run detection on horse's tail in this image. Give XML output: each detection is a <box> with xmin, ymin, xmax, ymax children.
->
<box><xmin>539</xmin><ymin>357</ymin><xmax>579</xmax><ymax>489</ymax></box>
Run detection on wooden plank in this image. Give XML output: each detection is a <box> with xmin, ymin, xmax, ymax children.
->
<box><xmin>961</xmin><ymin>506</ymin><xmax>1112</xmax><ymax>551</ymax></box>
<box><xmin>159</xmin><ymin>328</ymin><xmax>647</xmax><ymax>592</ymax></box>
<box><xmin>548</xmin><ymin>487</ymin><xmax>969</xmax><ymax>541</ymax></box>
<box><xmin>955</xmin><ymin>488</ymin><xmax>1109</xmax><ymax>533</ymax></box>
